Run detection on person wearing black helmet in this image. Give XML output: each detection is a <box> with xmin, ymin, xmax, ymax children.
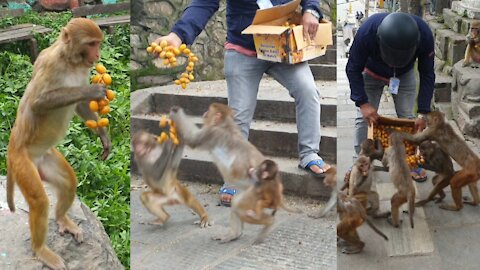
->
<box><xmin>346</xmin><ymin>12</ymin><xmax>435</xmax><ymax>181</ymax></box>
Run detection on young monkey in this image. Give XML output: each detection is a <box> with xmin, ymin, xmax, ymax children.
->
<box><xmin>463</xmin><ymin>20</ymin><xmax>480</xmax><ymax>67</ymax></box>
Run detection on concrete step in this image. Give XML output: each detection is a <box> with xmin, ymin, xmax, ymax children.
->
<box><xmin>131</xmin><ymin>114</ymin><xmax>337</xmax><ymax>162</ymax></box>
<box><xmin>130</xmin><ymin>148</ymin><xmax>333</xmax><ymax>198</ymax></box>
<box><xmin>132</xmin><ymin>79</ymin><xmax>337</xmax><ymax>127</ymax></box>
<box><xmin>310</xmin><ymin>64</ymin><xmax>336</xmax><ymax>81</ymax></box>
<box><xmin>308</xmin><ymin>48</ymin><xmax>336</xmax><ymax>65</ymax></box>
<box><xmin>434</xmin><ymin>72</ymin><xmax>453</xmax><ymax>102</ymax></box>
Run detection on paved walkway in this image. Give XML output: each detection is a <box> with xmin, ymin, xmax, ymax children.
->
<box><xmin>130</xmin><ymin>177</ymin><xmax>336</xmax><ymax>270</ymax></box>
<box><xmin>337</xmin><ymin>34</ymin><xmax>480</xmax><ymax>270</ymax></box>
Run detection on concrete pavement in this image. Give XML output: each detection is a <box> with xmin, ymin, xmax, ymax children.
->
<box><xmin>131</xmin><ymin>177</ymin><xmax>336</xmax><ymax>270</ymax></box>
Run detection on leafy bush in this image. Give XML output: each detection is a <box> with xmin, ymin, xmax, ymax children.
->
<box><xmin>0</xmin><ymin>11</ymin><xmax>130</xmax><ymax>269</ymax></box>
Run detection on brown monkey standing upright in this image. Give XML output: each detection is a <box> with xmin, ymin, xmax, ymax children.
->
<box><xmin>132</xmin><ymin>131</ymin><xmax>211</xmax><ymax>227</ymax></box>
<box><xmin>399</xmin><ymin>111</ymin><xmax>480</xmax><ymax>211</ymax></box>
<box><xmin>463</xmin><ymin>20</ymin><xmax>480</xmax><ymax>67</ymax></box>
<box><xmin>382</xmin><ymin>132</ymin><xmax>416</xmax><ymax>228</ymax></box>
<box><xmin>6</xmin><ymin>19</ymin><xmax>110</xmax><ymax>270</ymax></box>
<box><xmin>169</xmin><ymin>103</ymin><xmax>268</xmax><ymax>243</ymax></box>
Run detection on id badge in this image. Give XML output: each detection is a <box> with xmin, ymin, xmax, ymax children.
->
<box><xmin>389</xmin><ymin>77</ymin><xmax>400</xmax><ymax>95</ymax></box>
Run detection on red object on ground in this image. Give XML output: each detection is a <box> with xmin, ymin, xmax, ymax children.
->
<box><xmin>39</xmin><ymin>0</ymin><xmax>79</xmax><ymax>11</ymax></box>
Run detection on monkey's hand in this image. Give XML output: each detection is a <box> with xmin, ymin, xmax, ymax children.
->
<box><xmin>415</xmin><ymin>118</ymin><xmax>427</xmax><ymax>132</ymax></box>
<box><xmin>98</xmin><ymin>127</ymin><xmax>111</xmax><ymax>160</ymax></box>
<box><xmin>85</xmin><ymin>84</ymin><xmax>107</xmax><ymax>100</ymax></box>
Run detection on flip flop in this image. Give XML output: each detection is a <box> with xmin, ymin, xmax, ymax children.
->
<box><xmin>219</xmin><ymin>184</ymin><xmax>237</xmax><ymax>207</ymax></box>
<box><xmin>299</xmin><ymin>159</ymin><xmax>330</xmax><ymax>177</ymax></box>
<box><xmin>411</xmin><ymin>167</ymin><xmax>427</xmax><ymax>183</ymax></box>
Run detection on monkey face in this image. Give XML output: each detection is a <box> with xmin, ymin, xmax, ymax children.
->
<box><xmin>355</xmin><ymin>156</ymin><xmax>371</xmax><ymax>176</ymax></box>
<box><xmin>61</xmin><ymin>18</ymin><xmax>103</xmax><ymax>67</ymax></box>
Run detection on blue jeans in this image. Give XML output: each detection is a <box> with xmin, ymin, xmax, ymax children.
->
<box><xmin>224</xmin><ymin>50</ymin><xmax>322</xmax><ymax>168</ymax></box>
<box><xmin>353</xmin><ymin>69</ymin><xmax>417</xmax><ymax>156</ymax></box>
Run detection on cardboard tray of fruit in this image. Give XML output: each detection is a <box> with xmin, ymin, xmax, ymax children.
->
<box><xmin>367</xmin><ymin>116</ymin><xmax>424</xmax><ymax>168</ymax></box>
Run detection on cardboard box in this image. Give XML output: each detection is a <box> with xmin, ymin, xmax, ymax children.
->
<box><xmin>241</xmin><ymin>0</ymin><xmax>333</xmax><ymax>64</ymax></box>
<box><xmin>368</xmin><ymin>116</ymin><xmax>416</xmax><ymax>155</ymax></box>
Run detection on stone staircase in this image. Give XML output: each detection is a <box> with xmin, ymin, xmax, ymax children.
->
<box><xmin>131</xmin><ymin>75</ymin><xmax>337</xmax><ymax>198</ymax></box>
<box><xmin>427</xmin><ymin>5</ymin><xmax>474</xmax><ymax>116</ymax></box>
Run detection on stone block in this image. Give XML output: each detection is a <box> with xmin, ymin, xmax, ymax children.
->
<box><xmin>461</xmin><ymin>17</ymin><xmax>477</xmax><ymax>36</ymax></box>
<box><xmin>447</xmin><ymin>32</ymin><xmax>467</xmax><ymax>66</ymax></box>
<box><xmin>444</xmin><ymin>8</ymin><xmax>463</xmax><ymax>33</ymax></box>
<box><xmin>428</xmin><ymin>19</ymin><xmax>447</xmax><ymax>35</ymax></box>
<box><xmin>435</xmin><ymin>29</ymin><xmax>451</xmax><ymax>60</ymax></box>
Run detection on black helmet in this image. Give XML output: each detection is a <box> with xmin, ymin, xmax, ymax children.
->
<box><xmin>377</xmin><ymin>13</ymin><xmax>420</xmax><ymax>68</ymax></box>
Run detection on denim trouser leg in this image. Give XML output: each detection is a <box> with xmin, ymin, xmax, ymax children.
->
<box><xmin>224</xmin><ymin>50</ymin><xmax>269</xmax><ymax>138</ymax></box>
<box><xmin>266</xmin><ymin>62</ymin><xmax>321</xmax><ymax>167</ymax></box>
<box><xmin>224</xmin><ymin>50</ymin><xmax>322</xmax><ymax>167</ymax></box>
<box><xmin>353</xmin><ymin>69</ymin><xmax>416</xmax><ymax>156</ymax></box>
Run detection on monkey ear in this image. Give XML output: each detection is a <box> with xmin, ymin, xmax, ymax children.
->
<box><xmin>61</xmin><ymin>27</ymin><xmax>71</xmax><ymax>44</ymax></box>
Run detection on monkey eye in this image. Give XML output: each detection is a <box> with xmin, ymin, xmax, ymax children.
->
<box><xmin>88</xmin><ymin>41</ymin><xmax>99</xmax><ymax>47</ymax></box>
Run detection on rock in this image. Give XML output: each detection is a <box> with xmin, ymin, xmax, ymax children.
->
<box><xmin>451</xmin><ymin>61</ymin><xmax>480</xmax><ymax>138</ymax></box>
<box><xmin>0</xmin><ymin>177</ymin><xmax>123</xmax><ymax>270</ymax></box>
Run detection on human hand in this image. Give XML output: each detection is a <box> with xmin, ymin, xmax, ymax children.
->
<box><xmin>414</xmin><ymin>118</ymin><xmax>427</xmax><ymax>132</ymax></box>
<box><xmin>154</xmin><ymin>33</ymin><xmax>182</xmax><ymax>51</ymax></box>
<box><xmin>359</xmin><ymin>103</ymin><xmax>379</xmax><ymax>125</ymax></box>
<box><xmin>302</xmin><ymin>12</ymin><xmax>319</xmax><ymax>41</ymax></box>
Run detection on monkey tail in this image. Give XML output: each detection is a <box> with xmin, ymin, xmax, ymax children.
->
<box><xmin>6</xmin><ymin>167</ymin><xmax>15</xmax><ymax>212</ymax></box>
<box><xmin>365</xmin><ymin>218</ymin><xmax>388</xmax><ymax>241</ymax></box>
<box><xmin>408</xmin><ymin>190</ymin><xmax>415</xmax><ymax>229</ymax></box>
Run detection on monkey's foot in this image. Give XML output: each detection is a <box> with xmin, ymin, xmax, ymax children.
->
<box><xmin>57</xmin><ymin>217</ymin><xmax>83</xmax><ymax>243</ymax></box>
<box><xmin>439</xmin><ymin>204</ymin><xmax>461</xmax><ymax>211</ymax></box>
<box><xmin>148</xmin><ymin>218</ymin><xmax>166</xmax><ymax>225</ymax></box>
<box><xmin>341</xmin><ymin>244</ymin><xmax>364</xmax><ymax>254</ymax></box>
<box><xmin>194</xmin><ymin>216</ymin><xmax>214</xmax><ymax>228</ymax></box>
<box><xmin>212</xmin><ymin>233</ymin><xmax>241</xmax><ymax>243</ymax></box>
<box><xmin>415</xmin><ymin>199</ymin><xmax>430</xmax><ymax>207</ymax></box>
<box><xmin>36</xmin><ymin>246</ymin><xmax>66</xmax><ymax>270</ymax></box>
<box><xmin>386</xmin><ymin>217</ymin><xmax>401</xmax><ymax>228</ymax></box>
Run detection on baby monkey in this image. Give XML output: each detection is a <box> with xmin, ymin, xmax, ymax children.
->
<box><xmin>463</xmin><ymin>20</ymin><xmax>480</xmax><ymax>67</ymax></box>
<box><xmin>248</xmin><ymin>159</ymin><xmax>302</xmax><ymax>218</ymax></box>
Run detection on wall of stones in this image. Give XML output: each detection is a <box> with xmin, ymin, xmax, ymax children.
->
<box><xmin>130</xmin><ymin>0</ymin><xmax>335</xmax><ymax>90</ymax></box>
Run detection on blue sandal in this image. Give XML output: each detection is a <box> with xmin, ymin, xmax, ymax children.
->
<box><xmin>299</xmin><ymin>159</ymin><xmax>331</xmax><ymax>177</ymax></box>
<box><xmin>411</xmin><ymin>167</ymin><xmax>428</xmax><ymax>183</ymax></box>
<box><xmin>219</xmin><ymin>184</ymin><xmax>237</xmax><ymax>207</ymax></box>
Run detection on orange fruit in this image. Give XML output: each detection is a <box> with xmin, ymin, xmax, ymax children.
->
<box><xmin>154</xmin><ymin>46</ymin><xmax>163</xmax><ymax>53</ymax></box>
<box><xmin>95</xmin><ymin>64</ymin><xmax>107</xmax><ymax>74</ymax></box>
<box><xmin>159</xmin><ymin>51</ymin><xmax>166</xmax><ymax>59</ymax></box>
<box><xmin>179</xmin><ymin>44</ymin><xmax>187</xmax><ymax>51</ymax></box>
<box><xmin>89</xmin><ymin>101</ymin><xmax>99</xmax><ymax>112</ymax></box>
<box><xmin>174</xmin><ymin>80</ymin><xmax>181</xmax><ymax>85</ymax></box>
<box><xmin>100</xmin><ymin>106</ymin><xmax>110</xmax><ymax>115</ymax></box>
<box><xmin>181</xmin><ymin>73</ymin><xmax>188</xmax><ymax>78</ymax></box>
<box><xmin>165</xmin><ymin>52</ymin><xmax>174</xmax><ymax>59</ymax></box>
<box><xmin>183</xmin><ymin>48</ymin><xmax>191</xmax><ymax>55</ymax></box>
<box><xmin>181</xmin><ymin>83</ymin><xmax>187</xmax><ymax>90</ymax></box>
<box><xmin>159</xmin><ymin>115</ymin><xmax>168</xmax><ymax>128</ymax></box>
<box><xmin>188</xmin><ymin>61</ymin><xmax>194</xmax><ymax>67</ymax></box>
<box><xmin>85</xmin><ymin>120</ymin><xmax>97</xmax><ymax>128</ymax></box>
<box><xmin>173</xmin><ymin>48</ymin><xmax>181</xmax><ymax>56</ymax></box>
<box><xmin>151</xmin><ymin>42</ymin><xmax>158</xmax><ymax>48</ymax></box>
<box><xmin>189</xmin><ymin>74</ymin><xmax>194</xmax><ymax>81</ymax></box>
<box><xmin>102</xmin><ymin>74</ymin><xmax>112</xmax><ymax>85</ymax></box>
<box><xmin>160</xmin><ymin>40</ymin><xmax>168</xmax><ymax>48</ymax></box>
<box><xmin>157</xmin><ymin>132</ymin><xmax>168</xmax><ymax>144</ymax></box>
<box><xmin>106</xmin><ymin>90</ymin><xmax>116</xmax><ymax>101</ymax></box>
<box><xmin>98</xmin><ymin>118</ymin><xmax>109</xmax><ymax>127</ymax></box>
<box><xmin>98</xmin><ymin>98</ymin><xmax>109</xmax><ymax>107</ymax></box>
<box><xmin>91</xmin><ymin>74</ymin><xmax>102</xmax><ymax>83</ymax></box>
<box><xmin>186</xmin><ymin>66</ymin><xmax>193</xmax><ymax>72</ymax></box>
<box><xmin>172</xmin><ymin>137</ymin><xmax>180</xmax><ymax>145</ymax></box>
<box><xmin>146</xmin><ymin>46</ymin><xmax>153</xmax><ymax>53</ymax></box>
<box><xmin>163</xmin><ymin>59</ymin><xmax>170</xmax><ymax>65</ymax></box>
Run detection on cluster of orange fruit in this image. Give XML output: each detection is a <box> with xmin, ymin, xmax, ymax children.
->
<box><xmin>157</xmin><ymin>115</ymin><xmax>179</xmax><ymax>145</ymax></box>
<box><xmin>283</xmin><ymin>21</ymin><xmax>297</xmax><ymax>28</ymax></box>
<box><xmin>85</xmin><ymin>64</ymin><xmax>116</xmax><ymax>129</ymax></box>
<box><xmin>373</xmin><ymin>125</ymin><xmax>424</xmax><ymax>168</ymax></box>
<box><xmin>146</xmin><ymin>40</ymin><xmax>199</xmax><ymax>90</ymax></box>
<box><xmin>406</xmin><ymin>154</ymin><xmax>425</xmax><ymax>169</ymax></box>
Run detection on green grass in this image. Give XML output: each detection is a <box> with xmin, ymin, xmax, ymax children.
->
<box><xmin>0</xmin><ymin>11</ymin><xmax>130</xmax><ymax>269</ymax></box>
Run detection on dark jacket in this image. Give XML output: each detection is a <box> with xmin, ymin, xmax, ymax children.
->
<box><xmin>346</xmin><ymin>13</ymin><xmax>435</xmax><ymax>114</ymax></box>
<box><xmin>171</xmin><ymin>0</ymin><xmax>322</xmax><ymax>52</ymax></box>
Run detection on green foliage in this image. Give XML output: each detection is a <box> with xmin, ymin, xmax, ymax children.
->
<box><xmin>0</xmin><ymin>12</ymin><xmax>130</xmax><ymax>269</ymax></box>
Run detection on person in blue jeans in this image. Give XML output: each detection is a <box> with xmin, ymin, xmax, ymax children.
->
<box><xmin>346</xmin><ymin>12</ymin><xmax>435</xmax><ymax>182</ymax></box>
<box><xmin>155</xmin><ymin>0</ymin><xmax>331</xmax><ymax>186</ymax></box>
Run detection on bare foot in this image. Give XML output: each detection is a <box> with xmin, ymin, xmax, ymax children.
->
<box><xmin>36</xmin><ymin>245</ymin><xmax>66</xmax><ymax>270</ymax></box>
<box><xmin>57</xmin><ymin>216</ymin><xmax>83</xmax><ymax>243</ymax></box>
